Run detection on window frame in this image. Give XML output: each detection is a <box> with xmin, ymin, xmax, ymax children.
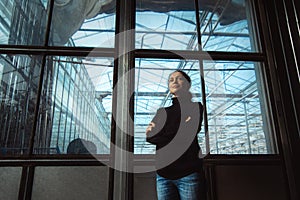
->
<box><xmin>0</xmin><ymin>0</ymin><xmax>282</xmax><ymax>163</ymax></box>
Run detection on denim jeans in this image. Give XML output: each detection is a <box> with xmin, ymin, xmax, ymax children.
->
<box><xmin>156</xmin><ymin>172</ymin><xmax>206</xmax><ymax>200</ymax></box>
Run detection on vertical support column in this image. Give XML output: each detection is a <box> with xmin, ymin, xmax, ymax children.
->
<box><xmin>110</xmin><ymin>0</ymin><xmax>135</xmax><ymax>200</ymax></box>
<box><xmin>258</xmin><ymin>0</ymin><xmax>300</xmax><ymax>199</ymax></box>
<box><xmin>18</xmin><ymin>166</ymin><xmax>35</xmax><ymax>200</ymax></box>
<box><xmin>194</xmin><ymin>0</ymin><xmax>210</xmax><ymax>154</ymax></box>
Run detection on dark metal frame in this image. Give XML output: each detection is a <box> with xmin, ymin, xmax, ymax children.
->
<box><xmin>255</xmin><ymin>0</ymin><xmax>300</xmax><ymax>199</ymax></box>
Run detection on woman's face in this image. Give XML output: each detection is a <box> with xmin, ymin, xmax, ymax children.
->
<box><xmin>168</xmin><ymin>72</ymin><xmax>189</xmax><ymax>96</ymax></box>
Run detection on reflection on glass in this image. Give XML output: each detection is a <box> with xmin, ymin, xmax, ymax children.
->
<box><xmin>34</xmin><ymin>56</ymin><xmax>113</xmax><ymax>154</ymax></box>
<box><xmin>0</xmin><ymin>0</ymin><xmax>116</xmax><ymax>47</ymax></box>
<box><xmin>50</xmin><ymin>0</ymin><xmax>116</xmax><ymax>47</ymax></box>
<box><xmin>136</xmin><ymin>0</ymin><xmax>257</xmax><ymax>52</ymax></box>
<box><xmin>136</xmin><ymin>1</ymin><xmax>198</xmax><ymax>50</ymax></box>
<box><xmin>0</xmin><ymin>0</ymin><xmax>48</xmax><ymax>45</ymax></box>
<box><xmin>200</xmin><ymin>0</ymin><xmax>254</xmax><ymax>52</ymax></box>
<box><xmin>135</xmin><ymin>11</ymin><xmax>198</xmax><ymax>50</ymax></box>
<box><xmin>134</xmin><ymin>59</ymin><xmax>276</xmax><ymax>154</ymax></box>
<box><xmin>204</xmin><ymin>61</ymin><xmax>276</xmax><ymax>154</ymax></box>
<box><xmin>134</xmin><ymin>58</ymin><xmax>205</xmax><ymax>154</ymax></box>
<box><xmin>0</xmin><ymin>54</ymin><xmax>42</xmax><ymax>155</ymax></box>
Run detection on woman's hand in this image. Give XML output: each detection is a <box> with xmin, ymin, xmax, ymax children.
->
<box><xmin>146</xmin><ymin>122</ymin><xmax>156</xmax><ymax>135</ymax></box>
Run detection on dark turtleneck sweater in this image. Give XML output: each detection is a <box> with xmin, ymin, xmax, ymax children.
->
<box><xmin>146</xmin><ymin>97</ymin><xmax>204</xmax><ymax>179</ymax></box>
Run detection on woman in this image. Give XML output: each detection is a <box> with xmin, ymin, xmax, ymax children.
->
<box><xmin>146</xmin><ymin>70</ymin><xmax>206</xmax><ymax>200</ymax></box>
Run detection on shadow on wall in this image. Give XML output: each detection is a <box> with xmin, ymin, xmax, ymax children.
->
<box><xmin>67</xmin><ymin>138</ymin><xmax>97</xmax><ymax>154</ymax></box>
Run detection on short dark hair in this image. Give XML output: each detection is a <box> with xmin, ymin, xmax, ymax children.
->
<box><xmin>169</xmin><ymin>70</ymin><xmax>191</xmax><ymax>87</ymax></box>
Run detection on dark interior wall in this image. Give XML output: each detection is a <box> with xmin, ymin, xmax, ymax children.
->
<box><xmin>203</xmin><ymin>156</ymin><xmax>290</xmax><ymax>200</ymax></box>
<box><xmin>208</xmin><ymin>164</ymin><xmax>288</xmax><ymax>200</ymax></box>
<box><xmin>258</xmin><ymin>0</ymin><xmax>300</xmax><ymax>199</ymax></box>
<box><xmin>134</xmin><ymin>172</ymin><xmax>158</xmax><ymax>200</ymax></box>
<box><xmin>133</xmin><ymin>158</ymin><xmax>288</xmax><ymax>200</ymax></box>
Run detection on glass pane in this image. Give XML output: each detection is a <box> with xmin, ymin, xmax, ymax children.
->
<box><xmin>0</xmin><ymin>167</ymin><xmax>22</xmax><ymax>200</ymax></box>
<box><xmin>134</xmin><ymin>58</ymin><xmax>206</xmax><ymax>154</ymax></box>
<box><xmin>34</xmin><ymin>56</ymin><xmax>113</xmax><ymax>154</ymax></box>
<box><xmin>50</xmin><ymin>1</ymin><xmax>116</xmax><ymax>47</ymax></box>
<box><xmin>0</xmin><ymin>0</ymin><xmax>48</xmax><ymax>45</ymax></box>
<box><xmin>136</xmin><ymin>0</ymin><xmax>198</xmax><ymax>50</ymax></box>
<box><xmin>32</xmin><ymin>166</ymin><xmax>109</xmax><ymax>200</ymax></box>
<box><xmin>136</xmin><ymin>0</ymin><xmax>258</xmax><ymax>52</ymax></box>
<box><xmin>0</xmin><ymin>54</ymin><xmax>41</xmax><ymax>156</ymax></box>
<box><xmin>199</xmin><ymin>0</ymin><xmax>258</xmax><ymax>52</ymax></box>
<box><xmin>204</xmin><ymin>61</ymin><xmax>276</xmax><ymax>154</ymax></box>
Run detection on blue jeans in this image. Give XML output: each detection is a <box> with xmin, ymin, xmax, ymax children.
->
<box><xmin>156</xmin><ymin>172</ymin><xmax>206</xmax><ymax>200</ymax></box>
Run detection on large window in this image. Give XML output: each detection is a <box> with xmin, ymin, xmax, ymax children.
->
<box><xmin>0</xmin><ymin>54</ymin><xmax>41</xmax><ymax>154</ymax></box>
<box><xmin>36</xmin><ymin>56</ymin><xmax>113</xmax><ymax>154</ymax></box>
<box><xmin>134</xmin><ymin>59</ymin><xmax>205</xmax><ymax>154</ymax></box>
<box><xmin>135</xmin><ymin>0</ymin><xmax>255</xmax><ymax>52</ymax></box>
<box><xmin>203</xmin><ymin>61</ymin><xmax>275</xmax><ymax>154</ymax></box>
<box><xmin>0</xmin><ymin>54</ymin><xmax>113</xmax><ymax>155</ymax></box>
<box><xmin>133</xmin><ymin>0</ymin><xmax>276</xmax><ymax>155</ymax></box>
<box><xmin>0</xmin><ymin>0</ymin><xmax>277</xmax><ymax>157</ymax></box>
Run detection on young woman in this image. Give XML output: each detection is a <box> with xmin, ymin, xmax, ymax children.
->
<box><xmin>146</xmin><ymin>70</ymin><xmax>206</xmax><ymax>200</ymax></box>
